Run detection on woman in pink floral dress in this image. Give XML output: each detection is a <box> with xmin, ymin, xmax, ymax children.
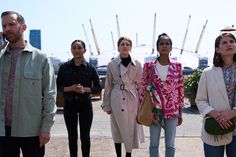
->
<box><xmin>138</xmin><ymin>33</ymin><xmax>184</xmax><ymax>157</ymax></box>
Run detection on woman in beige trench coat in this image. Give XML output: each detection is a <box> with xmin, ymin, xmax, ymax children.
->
<box><xmin>101</xmin><ymin>36</ymin><xmax>144</xmax><ymax>157</ymax></box>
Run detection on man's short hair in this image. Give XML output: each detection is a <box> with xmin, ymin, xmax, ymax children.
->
<box><xmin>1</xmin><ymin>11</ymin><xmax>25</xmax><ymax>24</ymax></box>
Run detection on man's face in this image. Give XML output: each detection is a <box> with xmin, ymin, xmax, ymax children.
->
<box><xmin>1</xmin><ymin>14</ymin><xmax>25</xmax><ymax>44</ymax></box>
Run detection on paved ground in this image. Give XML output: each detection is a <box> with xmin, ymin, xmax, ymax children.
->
<box><xmin>44</xmin><ymin>97</ymin><xmax>206</xmax><ymax>157</ymax></box>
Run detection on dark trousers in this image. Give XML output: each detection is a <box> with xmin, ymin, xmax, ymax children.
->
<box><xmin>64</xmin><ymin>98</ymin><xmax>93</xmax><ymax>157</ymax></box>
<box><xmin>0</xmin><ymin>126</ymin><xmax>44</xmax><ymax>157</ymax></box>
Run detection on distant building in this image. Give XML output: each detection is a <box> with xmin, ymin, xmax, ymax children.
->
<box><xmin>220</xmin><ymin>26</ymin><xmax>236</xmax><ymax>36</ymax></box>
<box><xmin>49</xmin><ymin>57</ymin><xmax>63</xmax><ymax>75</ymax></box>
<box><xmin>29</xmin><ymin>29</ymin><xmax>41</xmax><ymax>50</ymax></box>
<box><xmin>220</xmin><ymin>26</ymin><xmax>236</xmax><ymax>32</ymax></box>
<box><xmin>89</xmin><ymin>56</ymin><xmax>98</xmax><ymax>67</ymax></box>
<box><xmin>198</xmin><ymin>57</ymin><xmax>208</xmax><ymax>69</ymax></box>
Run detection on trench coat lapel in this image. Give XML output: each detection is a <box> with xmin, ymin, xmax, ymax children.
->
<box><xmin>120</xmin><ymin>64</ymin><xmax>128</xmax><ymax>77</ymax></box>
<box><xmin>114</xmin><ymin>56</ymin><xmax>127</xmax><ymax>77</ymax></box>
<box><xmin>114</xmin><ymin>55</ymin><xmax>136</xmax><ymax>77</ymax></box>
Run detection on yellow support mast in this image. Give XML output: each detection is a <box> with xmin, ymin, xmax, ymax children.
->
<box><xmin>89</xmin><ymin>18</ymin><xmax>101</xmax><ymax>55</ymax></box>
<box><xmin>194</xmin><ymin>20</ymin><xmax>208</xmax><ymax>54</ymax></box>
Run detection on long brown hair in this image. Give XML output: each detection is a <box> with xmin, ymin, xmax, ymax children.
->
<box><xmin>117</xmin><ymin>36</ymin><xmax>132</xmax><ymax>47</ymax></box>
<box><xmin>213</xmin><ymin>33</ymin><xmax>236</xmax><ymax>67</ymax></box>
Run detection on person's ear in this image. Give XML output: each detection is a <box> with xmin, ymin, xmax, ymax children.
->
<box><xmin>22</xmin><ymin>24</ymin><xmax>27</xmax><ymax>31</ymax></box>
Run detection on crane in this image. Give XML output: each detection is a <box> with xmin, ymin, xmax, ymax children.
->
<box><xmin>136</xmin><ymin>32</ymin><xmax>138</xmax><ymax>47</ymax></box>
<box><xmin>89</xmin><ymin>18</ymin><xmax>101</xmax><ymax>55</ymax></box>
<box><xmin>194</xmin><ymin>20</ymin><xmax>208</xmax><ymax>54</ymax></box>
<box><xmin>111</xmin><ymin>31</ymin><xmax>116</xmax><ymax>50</ymax></box>
<box><xmin>82</xmin><ymin>24</ymin><xmax>93</xmax><ymax>56</ymax></box>
<box><xmin>116</xmin><ymin>14</ymin><xmax>121</xmax><ymax>39</ymax></box>
<box><xmin>151</xmin><ymin>13</ymin><xmax>157</xmax><ymax>54</ymax></box>
<box><xmin>180</xmin><ymin>15</ymin><xmax>191</xmax><ymax>54</ymax></box>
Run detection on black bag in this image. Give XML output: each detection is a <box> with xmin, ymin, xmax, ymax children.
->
<box><xmin>205</xmin><ymin>117</ymin><xmax>235</xmax><ymax>135</ymax></box>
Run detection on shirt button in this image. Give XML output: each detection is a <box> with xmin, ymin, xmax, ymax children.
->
<box><xmin>121</xmin><ymin>109</ymin><xmax>124</xmax><ymax>112</ymax></box>
<box><xmin>123</xmin><ymin>98</ymin><xmax>125</xmax><ymax>100</ymax></box>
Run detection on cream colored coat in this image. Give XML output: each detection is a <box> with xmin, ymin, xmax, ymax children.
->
<box><xmin>196</xmin><ymin>66</ymin><xmax>235</xmax><ymax>146</ymax></box>
<box><xmin>101</xmin><ymin>56</ymin><xmax>144</xmax><ymax>152</ymax></box>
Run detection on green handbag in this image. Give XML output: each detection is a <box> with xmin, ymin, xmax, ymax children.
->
<box><xmin>205</xmin><ymin>117</ymin><xmax>235</xmax><ymax>135</ymax></box>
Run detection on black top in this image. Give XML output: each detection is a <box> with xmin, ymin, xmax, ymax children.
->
<box><xmin>121</xmin><ymin>55</ymin><xmax>131</xmax><ymax>67</ymax></box>
<box><xmin>56</xmin><ymin>58</ymin><xmax>102</xmax><ymax>100</ymax></box>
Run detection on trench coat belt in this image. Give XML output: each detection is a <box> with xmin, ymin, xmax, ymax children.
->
<box><xmin>113</xmin><ymin>84</ymin><xmax>136</xmax><ymax>91</ymax></box>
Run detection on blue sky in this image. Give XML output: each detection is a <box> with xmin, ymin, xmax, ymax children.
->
<box><xmin>1</xmin><ymin>0</ymin><xmax>236</xmax><ymax>62</ymax></box>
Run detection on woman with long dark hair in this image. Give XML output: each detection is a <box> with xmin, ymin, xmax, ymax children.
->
<box><xmin>196</xmin><ymin>33</ymin><xmax>236</xmax><ymax>157</ymax></box>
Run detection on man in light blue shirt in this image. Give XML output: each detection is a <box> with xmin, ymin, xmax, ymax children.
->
<box><xmin>0</xmin><ymin>11</ymin><xmax>57</xmax><ymax>157</ymax></box>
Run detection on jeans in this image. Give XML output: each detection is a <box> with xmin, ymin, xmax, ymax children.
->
<box><xmin>0</xmin><ymin>126</ymin><xmax>44</xmax><ymax>157</ymax></box>
<box><xmin>149</xmin><ymin>118</ymin><xmax>177</xmax><ymax>157</ymax></box>
<box><xmin>64</xmin><ymin>98</ymin><xmax>93</xmax><ymax>157</ymax></box>
<box><xmin>204</xmin><ymin>136</ymin><xmax>236</xmax><ymax>157</ymax></box>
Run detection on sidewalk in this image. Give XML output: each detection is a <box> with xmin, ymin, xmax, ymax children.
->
<box><xmin>46</xmin><ymin>97</ymin><xmax>204</xmax><ymax>157</ymax></box>
<box><xmin>45</xmin><ymin>136</ymin><xmax>203</xmax><ymax>157</ymax></box>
